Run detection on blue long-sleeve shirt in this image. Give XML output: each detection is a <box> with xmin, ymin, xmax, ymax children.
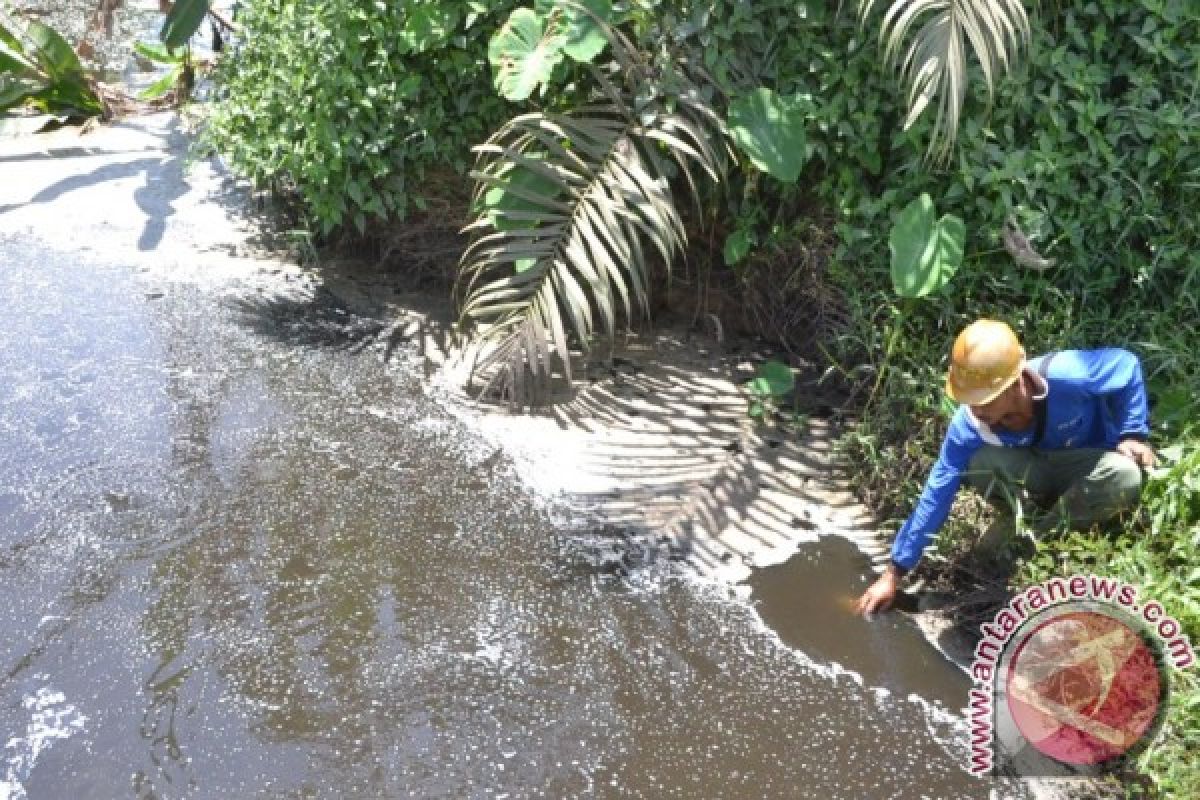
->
<box><xmin>890</xmin><ymin>348</ymin><xmax>1150</xmax><ymax>571</ymax></box>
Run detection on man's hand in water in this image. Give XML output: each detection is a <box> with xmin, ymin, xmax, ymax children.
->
<box><xmin>855</xmin><ymin>565</ymin><xmax>903</xmax><ymax>616</ymax></box>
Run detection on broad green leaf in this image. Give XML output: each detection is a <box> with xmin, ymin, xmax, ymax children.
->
<box><xmin>723</xmin><ymin>228</ymin><xmax>753</xmax><ymax>266</ymax></box>
<box><xmin>889</xmin><ymin>194</ymin><xmax>934</xmax><ymax>288</ymax></box>
<box><xmin>401</xmin><ymin>5</ymin><xmax>461</xmax><ymax>54</ymax></box>
<box><xmin>756</xmin><ymin>359</ymin><xmax>795</xmax><ymax>397</ymax></box>
<box><xmin>889</xmin><ymin>194</ymin><xmax>964</xmax><ymax>298</ymax></box>
<box><xmin>161</xmin><ymin>0</ymin><xmax>210</xmax><ymax>51</ymax></box>
<box><xmin>727</xmin><ymin>88</ymin><xmax>808</xmax><ymax>183</ymax></box>
<box><xmin>535</xmin><ymin>0</ymin><xmax>611</xmax><ymax>63</ymax></box>
<box><xmin>480</xmin><ymin>158</ymin><xmax>564</xmax><ymax>231</ymax></box>
<box><xmin>488</xmin><ymin>8</ymin><xmax>564</xmax><ymax>102</ymax></box>
<box><xmin>23</xmin><ymin>21</ymin><xmax>84</xmax><ymax>83</ymax></box>
<box><xmin>932</xmin><ymin>213</ymin><xmax>965</xmax><ymax>287</ymax></box>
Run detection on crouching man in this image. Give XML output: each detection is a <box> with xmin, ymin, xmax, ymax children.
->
<box><xmin>856</xmin><ymin>319</ymin><xmax>1155</xmax><ymax>616</ymax></box>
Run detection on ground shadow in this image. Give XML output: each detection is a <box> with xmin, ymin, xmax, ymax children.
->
<box><xmin>228</xmin><ymin>286</ymin><xmax>395</xmax><ymax>353</ymax></box>
<box><xmin>0</xmin><ymin>118</ymin><xmax>190</xmax><ymax>251</ymax></box>
<box><xmin>225</xmin><ymin>253</ymin><xmax>460</xmax><ymax>380</ymax></box>
<box><xmin>445</xmin><ymin>324</ymin><xmax>890</xmax><ymax>581</ymax></box>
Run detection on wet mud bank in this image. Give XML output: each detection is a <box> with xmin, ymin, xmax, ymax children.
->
<box><xmin>0</xmin><ymin>113</ymin><xmax>1051</xmax><ymax>797</ymax></box>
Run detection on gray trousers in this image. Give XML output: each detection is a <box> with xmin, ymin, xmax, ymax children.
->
<box><xmin>963</xmin><ymin>446</ymin><xmax>1143</xmax><ymax>534</ymax></box>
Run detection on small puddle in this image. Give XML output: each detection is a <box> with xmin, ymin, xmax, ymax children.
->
<box><xmin>750</xmin><ymin>535</ymin><xmax>970</xmax><ymax>713</ymax></box>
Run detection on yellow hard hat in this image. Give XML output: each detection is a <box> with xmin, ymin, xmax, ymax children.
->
<box><xmin>945</xmin><ymin>319</ymin><xmax>1026</xmax><ymax>405</ymax></box>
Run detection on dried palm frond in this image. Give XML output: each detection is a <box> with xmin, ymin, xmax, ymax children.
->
<box><xmin>1001</xmin><ymin>215</ymin><xmax>1056</xmax><ymax>270</ymax></box>
<box><xmin>859</xmin><ymin>0</ymin><xmax>1031</xmax><ymax>163</ymax></box>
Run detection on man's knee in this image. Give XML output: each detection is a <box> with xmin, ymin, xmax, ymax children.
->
<box><xmin>1071</xmin><ymin>452</ymin><xmax>1143</xmax><ymax>521</ymax></box>
<box><xmin>1096</xmin><ymin>452</ymin><xmax>1144</xmax><ymax>509</ymax></box>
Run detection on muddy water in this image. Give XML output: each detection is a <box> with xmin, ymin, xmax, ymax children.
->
<box><xmin>0</xmin><ymin>236</ymin><xmax>1002</xmax><ymax>799</ymax></box>
<box><xmin>750</xmin><ymin>536</ymin><xmax>972</xmax><ymax>714</ymax></box>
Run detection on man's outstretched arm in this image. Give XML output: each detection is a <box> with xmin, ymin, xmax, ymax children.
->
<box><xmin>856</xmin><ymin>425</ymin><xmax>976</xmax><ymax>615</ymax></box>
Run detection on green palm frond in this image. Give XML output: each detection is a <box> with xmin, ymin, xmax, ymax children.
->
<box><xmin>860</xmin><ymin>0</ymin><xmax>1031</xmax><ymax>162</ymax></box>
<box><xmin>456</xmin><ymin>22</ymin><xmax>724</xmax><ymax>407</ymax></box>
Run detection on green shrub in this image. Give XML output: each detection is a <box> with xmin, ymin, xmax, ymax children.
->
<box><xmin>202</xmin><ymin>0</ymin><xmax>521</xmax><ymax>234</ymax></box>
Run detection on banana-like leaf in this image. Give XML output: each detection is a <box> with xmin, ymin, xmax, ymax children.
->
<box><xmin>22</xmin><ymin>20</ymin><xmax>84</xmax><ymax>83</ymax></box>
<box><xmin>0</xmin><ymin>17</ymin><xmax>100</xmax><ymax>115</ymax></box>
<box><xmin>161</xmin><ymin>0</ymin><xmax>210</xmax><ymax>51</ymax></box>
<box><xmin>0</xmin><ymin>42</ymin><xmax>29</xmax><ymax>75</ymax></box>
<box><xmin>138</xmin><ymin>64</ymin><xmax>183</xmax><ymax>100</ymax></box>
<box><xmin>0</xmin><ymin>19</ymin><xmax>32</xmax><ymax>71</ymax></box>
<box><xmin>134</xmin><ymin>41</ymin><xmax>186</xmax><ymax>65</ymax></box>
<box><xmin>859</xmin><ymin>0</ymin><xmax>1029</xmax><ymax>162</ymax></box>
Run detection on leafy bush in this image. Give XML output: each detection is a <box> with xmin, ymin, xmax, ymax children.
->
<box><xmin>202</xmin><ymin>0</ymin><xmax>522</xmax><ymax>234</ymax></box>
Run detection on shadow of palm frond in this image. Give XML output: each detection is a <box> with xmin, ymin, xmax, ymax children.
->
<box><xmin>227</xmin><ymin>268</ymin><xmax>464</xmax><ymax>383</ymax></box>
<box><xmin>526</xmin><ymin>333</ymin><xmax>893</xmax><ymax>579</ymax></box>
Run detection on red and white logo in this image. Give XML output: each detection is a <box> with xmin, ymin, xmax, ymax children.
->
<box><xmin>966</xmin><ymin>576</ymin><xmax>1193</xmax><ymax>777</ymax></box>
<box><xmin>1005</xmin><ymin>609</ymin><xmax>1163</xmax><ymax>766</ymax></box>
